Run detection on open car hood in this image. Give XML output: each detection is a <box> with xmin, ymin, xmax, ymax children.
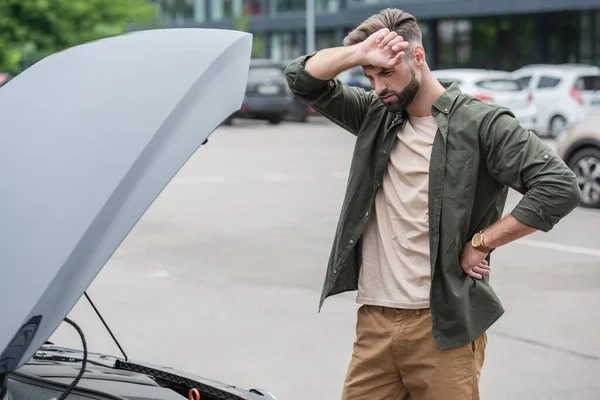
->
<box><xmin>0</xmin><ymin>28</ymin><xmax>252</xmax><ymax>374</ymax></box>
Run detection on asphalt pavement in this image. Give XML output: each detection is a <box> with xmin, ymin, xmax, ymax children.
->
<box><xmin>51</xmin><ymin>116</ymin><xmax>600</xmax><ymax>400</ymax></box>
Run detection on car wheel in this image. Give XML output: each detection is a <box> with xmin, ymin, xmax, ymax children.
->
<box><xmin>294</xmin><ymin>113</ymin><xmax>308</xmax><ymax>123</ymax></box>
<box><xmin>549</xmin><ymin>115</ymin><xmax>567</xmax><ymax>138</ymax></box>
<box><xmin>567</xmin><ymin>147</ymin><xmax>600</xmax><ymax>209</ymax></box>
<box><xmin>268</xmin><ymin>115</ymin><xmax>282</xmax><ymax>125</ymax></box>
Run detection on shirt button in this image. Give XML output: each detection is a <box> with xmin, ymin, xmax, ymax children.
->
<box><xmin>333</xmin><ymin>269</ymin><xmax>338</xmax><ymax>274</ymax></box>
<box><xmin>365</xmin><ymin>212</ymin><xmax>370</xmax><ymax>217</ymax></box>
<box><xmin>444</xmin><ymin>108</ymin><xmax>448</xmax><ymax>113</ymax></box>
<box><xmin>349</xmin><ymin>239</ymin><xmax>354</xmax><ymax>244</ymax></box>
<box><xmin>543</xmin><ymin>154</ymin><xmax>549</xmax><ymax>160</ymax></box>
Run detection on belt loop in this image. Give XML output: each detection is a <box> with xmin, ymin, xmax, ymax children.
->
<box><xmin>415</xmin><ymin>309</ymin><xmax>421</xmax><ymax>316</ymax></box>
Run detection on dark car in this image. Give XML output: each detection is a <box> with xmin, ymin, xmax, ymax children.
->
<box><xmin>0</xmin><ymin>28</ymin><xmax>277</xmax><ymax>400</ymax></box>
<box><xmin>225</xmin><ymin>59</ymin><xmax>292</xmax><ymax>125</ymax></box>
<box><xmin>278</xmin><ymin>61</ymin><xmax>373</xmax><ymax>123</ymax></box>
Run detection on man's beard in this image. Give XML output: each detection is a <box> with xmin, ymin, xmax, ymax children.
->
<box><xmin>378</xmin><ymin>68</ymin><xmax>420</xmax><ymax>113</ymax></box>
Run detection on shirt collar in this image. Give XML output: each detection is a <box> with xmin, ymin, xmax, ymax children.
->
<box><xmin>432</xmin><ymin>81</ymin><xmax>462</xmax><ymax>116</ymax></box>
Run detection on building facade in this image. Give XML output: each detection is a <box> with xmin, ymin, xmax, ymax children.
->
<box><xmin>154</xmin><ymin>0</ymin><xmax>600</xmax><ymax>71</ymax></box>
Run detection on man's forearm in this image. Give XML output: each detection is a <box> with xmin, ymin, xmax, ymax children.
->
<box><xmin>304</xmin><ymin>45</ymin><xmax>364</xmax><ymax>81</ymax></box>
<box><xmin>482</xmin><ymin>213</ymin><xmax>538</xmax><ymax>250</ymax></box>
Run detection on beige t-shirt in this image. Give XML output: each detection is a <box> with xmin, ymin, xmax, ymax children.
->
<box><xmin>357</xmin><ymin>114</ymin><xmax>438</xmax><ymax>309</ymax></box>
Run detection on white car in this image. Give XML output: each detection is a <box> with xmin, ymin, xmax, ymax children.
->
<box><xmin>432</xmin><ymin>69</ymin><xmax>537</xmax><ymax>132</ymax></box>
<box><xmin>511</xmin><ymin>64</ymin><xmax>600</xmax><ymax>138</ymax></box>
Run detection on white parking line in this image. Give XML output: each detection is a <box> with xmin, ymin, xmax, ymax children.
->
<box><xmin>262</xmin><ymin>173</ymin><xmax>298</xmax><ymax>182</ymax></box>
<box><xmin>173</xmin><ymin>176</ymin><xmax>227</xmax><ymax>184</ymax></box>
<box><xmin>514</xmin><ymin>239</ymin><xmax>600</xmax><ymax>258</ymax></box>
<box><xmin>143</xmin><ymin>270</ymin><xmax>171</xmax><ymax>278</ymax></box>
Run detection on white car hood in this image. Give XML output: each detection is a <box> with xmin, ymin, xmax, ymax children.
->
<box><xmin>0</xmin><ymin>27</ymin><xmax>252</xmax><ymax>373</ymax></box>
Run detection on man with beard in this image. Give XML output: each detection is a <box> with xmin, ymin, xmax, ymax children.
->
<box><xmin>284</xmin><ymin>7</ymin><xmax>581</xmax><ymax>400</ymax></box>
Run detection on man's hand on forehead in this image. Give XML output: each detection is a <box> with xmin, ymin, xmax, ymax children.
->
<box><xmin>375</xmin><ymin>28</ymin><xmax>407</xmax><ymax>53</ymax></box>
<box><xmin>357</xmin><ymin>28</ymin><xmax>409</xmax><ymax>69</ymax></box>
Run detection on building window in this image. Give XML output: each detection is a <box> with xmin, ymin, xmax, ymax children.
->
<box><xmin>243</xmin><ymin>0</ymin><xmax>263</xmax><ymax>15</ymax></box>
<box><xmin>210</xmin><ymin>0</ymin><xmax>262</xmax><ymax>19</ymax></box>
<box><xmin>545</xmin><ymin>11</ymin><xmax>581</xmax><ymax>64</ymax></box>
<box><xmin>210</xmin><ymin>0</ymin><xmax>243</xmax><ymax>20</ymax></box>
<box><xmin>316</xmin><ymin>0</ymin><xmax>340</xmax><ymax>13</ymax></box>
<box><xmin>455</xmin><ymin>20</ymin><xmax>472</xmax><ymax>67</ymax></box>
<box><xmin>316</xmin><ymin>30</ymin><xmax>337</xmax><ymax>50</ymax></box>
<box><xmin>272</xmin><ymin>0</ymin><xmax>336</xmax><ymax>13</ymax></box>
<box><xmin>159</xmin><ymin>0</ymin><xmax>195</xmax><ymax>23</ymax></box>
<box><xmin>419</xmin><ymin>22</ymin><xmax>430</xmax><ymax>60</ymax></box>
<box><xmin>348</xmin><ymin>0</ymin><xmax>383</xmax><ymax>4</ymax></box>
<box><xmin>595</xmin><ymin>10</ymin><xmax>600</xmax><ymax>66</ymax></box>
<box><xmin>274</xmin><ymin>0</ymin><xmax>305</xmax><ymax>13</ymax></box>
<box><xmin>437</xmin><ymin>20</ymin><xmax>455</xmax><ymax>69</ymax></box>
<box><xmin>580</xmin><ymin>11</ymin><xmax>593</xmax><ymax>64</ymax></box>
<box><xmin>270</xmin><ymin>32</ymin><xmax>302</xmax><ymax>61</ymax></box>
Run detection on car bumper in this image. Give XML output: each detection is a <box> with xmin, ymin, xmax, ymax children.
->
<box><xmin>240</xmin><ymin>95</ymin><xmax>292</xmax><ymax>113</ymax></box>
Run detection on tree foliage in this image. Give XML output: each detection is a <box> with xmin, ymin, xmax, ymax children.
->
<box><xmin>0</xmin><ymin>0</ymin><xmax>159</xmax><ymax>72</ymax></box>
<box><xmin>233</xmin><ymin>14</ymin><xmax>264</xmax><ymax>58</ymax></box>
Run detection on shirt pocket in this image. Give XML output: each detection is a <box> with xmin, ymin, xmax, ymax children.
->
<box><xmin>443</xmin><ymin>149</ymin><xmax>474</xmax><ymax>199</ymax></box>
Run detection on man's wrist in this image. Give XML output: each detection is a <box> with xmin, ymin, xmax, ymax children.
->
<box><xmin>471</xmin><ymin>230</ymin><xmax>495</xmax><ymax>253</ymax></box>
<box><xmin>349</xmin><ymin>44</ymin><xmax>367</xmax><ymax>67</ymax></box>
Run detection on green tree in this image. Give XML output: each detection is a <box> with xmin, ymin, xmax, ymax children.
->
<box><xmin>233</xmin><ymin>14</ymin><xmax>264</xmax><ymax>58</ymax></box>
<box><xmin>0</xmin><ymin>0</ymin><xmax>159</xmax><ymax>72</ymax></box>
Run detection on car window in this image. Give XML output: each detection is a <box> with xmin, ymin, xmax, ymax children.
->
<box><xmin>475</xmin><ymin>79</ymin><xmax>521</xmax><ymax>91</ymax></box>
<box><xmin>248</xmin><ymin>67</ymin><xmax>284</xmax><ymax>83</ymax></box>
<box><xmin>537</xmin><ymin>76</ymin><xmax>561</xmax><ymax>89</ymax></box>
<box><xmin>574</xmin><ymin>75</ymin><xmax>600</xmax><ymax>91</ymax></box>
<box><xmin>516</xmin><ymin>76</ymin><xmax>532</xmax><ymax>88</ymax></box>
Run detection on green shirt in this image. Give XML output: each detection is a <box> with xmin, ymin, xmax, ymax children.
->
<box><xmin>284</xmin><ymin>54</ymin><xmax>582</xmax><ymax>350</ymax></box>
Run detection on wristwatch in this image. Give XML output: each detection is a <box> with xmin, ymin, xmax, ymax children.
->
<box><xmin>471</xmin><ymin>230</ymin><xmax>494</xmax><ymax>253</ymax></box>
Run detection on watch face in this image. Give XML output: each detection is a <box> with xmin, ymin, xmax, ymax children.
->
<box><xmin>472</xmin><ymin>232</ymin><xmax>483</xmax><ymax>247</ymax></box>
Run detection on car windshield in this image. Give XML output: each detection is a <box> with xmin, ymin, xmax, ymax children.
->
<box><xmin>476</xmin><ymin>79</ymin><xmax>522</xmax><ymax>91</ymax></box>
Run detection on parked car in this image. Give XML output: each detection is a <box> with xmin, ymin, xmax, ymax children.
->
<box><xmin>225</xmin><ymin>58</ymin><xmax>293</xmax><ymax>125</ymax></box>
<box><xmin>279</xmin><ymin>62</ymin><xmax>373</xmax><ymax>122</ymax></box>
<box><xmin>556</xmin><ymin>110</ymin><xmax>600</xmax><ymax>209</ymax></box>
<box><xmin>279</xmin><ymin>59</ymin><xmax>315</xmax><ymax>122</ymax></box>
<box><xmin>511</xmin><ymin>64</ymin><xmax>600</xmax><ymax>138</ymax></box>
<box><xmin>432</xmin><ymin>69</ymin><xmax>537</xmax><ymax>131</ymax></box>
<box><xmin>0</xmin><ymin>28</ymin><xmax>277</xmax><ymax>400</ymax></box>
<box><xmin>337</xmin><ymin>66</ymin><xmax>373</xmax><ymax>90</ymax></box>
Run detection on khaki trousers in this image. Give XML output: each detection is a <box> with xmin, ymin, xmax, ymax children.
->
<box><xmin>341</xmin><ymin>305</ymin><xmax>487</xmax><ymax>400</ymax></box>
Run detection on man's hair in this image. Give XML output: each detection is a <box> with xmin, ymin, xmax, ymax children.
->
<box><xmin>342</xmin><ymin>8</ymin><xmax>422</xmax><ymax>53</ymax></box>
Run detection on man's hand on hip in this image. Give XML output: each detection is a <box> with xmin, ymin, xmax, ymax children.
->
<box><xmin>460</xmin><ymin>243</ymin><xmax>491</xmax><ymax>279</ymax></box>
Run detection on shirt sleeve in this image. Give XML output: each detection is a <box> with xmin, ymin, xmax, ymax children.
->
<box><xmin>284</xmin><ymin>53</ymin><xmax>378</xmax><ymax>136</ymax></box>
<box><xmin>481</xmin><ymin>107</ymin><xmax>582</xmax><ymax>232</ymax></box>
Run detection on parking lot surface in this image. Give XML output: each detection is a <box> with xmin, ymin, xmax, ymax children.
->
<box><xmin>52</xmin><ymin>117</ymin><xmax>600</xmax><ymax>400</ymax></box>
